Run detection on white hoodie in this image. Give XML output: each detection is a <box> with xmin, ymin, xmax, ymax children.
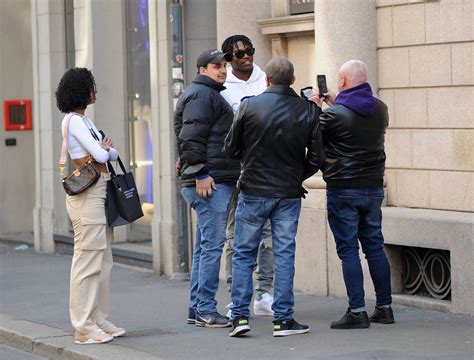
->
<box><xmin>221</xmin><ymin>64</ymin><xmax>267</xmax><ymax>113</ymax></box>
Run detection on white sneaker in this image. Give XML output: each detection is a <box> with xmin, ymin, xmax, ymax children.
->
<box><xmin>226</xmin><ymin>302</ymin><xmax>233</xmax><ymax>318</ymax></box>
<box><xmin>253</xmin><ymin>293</ymin><xmax>274</xmax><ymax>316</ymax></box>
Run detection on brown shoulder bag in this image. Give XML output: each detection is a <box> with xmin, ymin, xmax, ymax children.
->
<box><xmin>59</xmin><ymin>114</ymin><xmax>100</xmax><ymax>196</ymax></box>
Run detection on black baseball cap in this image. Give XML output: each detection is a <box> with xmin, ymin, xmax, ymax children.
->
<box><xmin>196</xmin><ymin>49</ymin><xmax>233</xmax><ymax>68</ymax></box>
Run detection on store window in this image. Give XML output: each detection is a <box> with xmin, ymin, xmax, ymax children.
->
<box><xmin>125</xmin><ymin>0</ymin><xmax>153</xmax><ymax>235</ymax></box>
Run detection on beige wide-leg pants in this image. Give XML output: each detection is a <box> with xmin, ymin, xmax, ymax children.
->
<box><xmin>66</xmin><ymin>173</ymin><xmax>114</xmax><ymax>334</ymax></box>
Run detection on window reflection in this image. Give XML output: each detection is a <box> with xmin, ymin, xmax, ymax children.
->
<box><xmin>126</xmin><ymin>0</ymin><xmax>153</xmax><ymax>231</ymax></box>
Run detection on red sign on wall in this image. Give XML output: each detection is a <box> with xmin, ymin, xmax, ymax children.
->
<box><xmin>4</xmin><ymin>99</ymin><xmax>32</xmax><ymax>131</ymax></box>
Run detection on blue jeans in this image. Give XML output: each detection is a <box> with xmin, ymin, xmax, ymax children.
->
<box><xmin>225</xmin><ymin>189</ymin><xmax>274</xmax><ymax>299</ymax></box>
<box><xmin>181</xmin><ymin>184</ymin><xmax>235</xmax><ymax>315</ymax></box>
<box><xmin>327</xmin><ymin>187</ymin><xmax>392</xmax><ymax>310</ymax></box>
<box><xmin>231</xmin><ymin>192</ymin><xmax>301</xmax><ymax>321</ymax></box>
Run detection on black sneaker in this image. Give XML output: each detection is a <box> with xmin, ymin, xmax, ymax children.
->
<box><xmin>195</xmin><ymin>312</ymin><xmax>231</xmax><ymax>328</ymax></box>
<box><xmin>370</xmin><ymin>306</ymin><xmax>395</xmax><ymax>324</ymax></box>
<box><xmin>331</xmin><ymin>308</ymin><xmax>370</xmax><ymax>329</ymax></box>
<box><xmin>187</xmin><ymin>308</ymin><xmax>196</xmax><ymax>325</ymax></box>
<box><xmin>229</xmin><ymin>318</ymin><xmax>251</xmax><ymax>337</ymax></box>
<box><xmin>273</xmin><ymin>319</ymin><xmax>310</xmax><ymax>337</ymax></box>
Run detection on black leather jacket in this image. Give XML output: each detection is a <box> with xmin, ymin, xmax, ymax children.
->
<box><xmin>225</xmin><ymin>86</ymin><xmax>324</xmax><ymax>198</ymax></box>
<box><xmin>320</xmin><ymin>101</ymin><xmax>388</xmax><ymax>190</ymax></box>
<box><xmin>174</xmin><ymin>75</ymin><xmax>240</xmax><ymax>187</ymax></box>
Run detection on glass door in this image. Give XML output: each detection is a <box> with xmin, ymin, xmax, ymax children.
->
<box><xmin>125</xmin><ymin>0</ymin><xmax>152</xmax><ymax>238</ymax></box>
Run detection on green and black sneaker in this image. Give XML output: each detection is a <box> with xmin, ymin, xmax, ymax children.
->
<box><xmin>273</xmin><ymin>318</ymin><xmax>310</xmax><ymax>337</ymax></box>
<box><xmin>229</xmin><ymin>318</ymin><xmax>251</xmax><ymax>337</ymax></box>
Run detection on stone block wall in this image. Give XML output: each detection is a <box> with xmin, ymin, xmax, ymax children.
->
<box><xmin>377</xmin><ymin>0</ymin><xmax>473</xmax><ymax>212</ymax></box>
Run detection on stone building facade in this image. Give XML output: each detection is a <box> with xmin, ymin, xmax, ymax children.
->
<box><xmin>0</xmin><ymin>0</ymin><xmax>472</xmax><ymax>315</ymax></box>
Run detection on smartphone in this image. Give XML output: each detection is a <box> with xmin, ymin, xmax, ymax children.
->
<box><xmin>317</xmin><ymin>74</ymin><xmax>328</xmax><ymax>98</ymax></box>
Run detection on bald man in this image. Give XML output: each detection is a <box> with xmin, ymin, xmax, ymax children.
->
<box><xmin>313</xmin><ymin>60</ymin><xmax>394</xmax><ymax>329</ymax></box>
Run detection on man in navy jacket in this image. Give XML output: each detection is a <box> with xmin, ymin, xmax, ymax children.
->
<box><xmin>174</xmin><ymin>49</ymin><xmax>238</xmax><ymax>328</ymax></box>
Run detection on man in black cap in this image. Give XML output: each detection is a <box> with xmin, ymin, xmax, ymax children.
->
<box><xmin>174</xmin><ymin>49</ymin><xmax>239</xmax><ymax>328</ymax></box>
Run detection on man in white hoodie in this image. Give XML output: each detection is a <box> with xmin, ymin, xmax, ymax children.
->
<box><xmin>221</xmin><ymin>36</ymin><xmax>267</xmax><ymax>112</ymax></box>
<box><xmin>221</xmin><ymin>35</ymin><xmax>274</xmax><ymax>316</ymax></box>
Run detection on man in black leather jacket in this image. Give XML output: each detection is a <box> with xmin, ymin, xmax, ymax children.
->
<box><xmin>174</xmin><ymin>49</ymin><xmax>239</xmax><ymax>328</ymax></box>
<box><xmin>224</xmin><ymin>57</ymin><xmax>324</xmax><ymax>337</ymax></box>
<box><xmin>313</xmin><ymin>60</ymin><xmax>394</xmax><ymax>330</ymax></box>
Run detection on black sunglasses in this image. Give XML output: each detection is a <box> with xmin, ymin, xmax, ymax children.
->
<box><xmin>233</xmin><ymin>47</ymin><xmax>255</xmax><ymax>59</ymax></box>
<box><xmin>223</xmin><ymin>53</ymin><xmax>233</xmax><ymax>62</ymax></box>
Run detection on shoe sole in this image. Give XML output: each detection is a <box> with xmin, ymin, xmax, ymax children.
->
<box><xmin>109</xmin><ymin>330</ymin><xmax>126</xmax><ymax>337</ymax></box>
<box><xmin>330</xmin><ymin>323</ymin><xmax>370</xmax><ymax>329</ymax></box>
<box><xmin>370</xmin><ymin>319</ymin><xmax>394</xmax><ymax>324</ymax></box>
<box><xmin>229</xmin><ymin>325</ymin><xmax>251</xmax><ymax>337</ymax></box>
<box><xmin>187</xmin><ymin>319</ymin><xmax>195</xmax><ymax>325</ymax></box>
<box><xmin>195</xmin><ymin>320</ymin><xmax>231</xmax><ymax>328</ymax></box>
<box><xmin>74</xmin><ymin>336</ymin><xmax>113</xmax><ymax>345</ymax></box>
<box><xmin>273</xmin><ymin>328</ymin><xmax>310</xmax><ymax>337</ymax></box>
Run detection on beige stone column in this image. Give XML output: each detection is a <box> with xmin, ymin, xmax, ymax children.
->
<box><xmin>298</xmin><ymin>0</ymin><xmax>378</xmax><ymax>299</ymax></box>
<box><xmin>149</xmin><ymin>0</ymin><xmax>178</xmax><ymax>276</ymax></box>
<box><xmin>307</xmin><ymin>0</ymin><xmax>378</xmax><ymax>198</ymax></box>
<box><xmin>32</xmin><ymin>0</ymin><xmax>68</xmax><ymax>252</ymax></box>
<box><xmin>314</xmin><ymin>0</ymin><xmax>378</xmax><ymax>92</ymax></box>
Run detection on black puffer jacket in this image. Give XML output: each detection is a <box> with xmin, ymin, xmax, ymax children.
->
<box><xmin>174</xmin><ymin>75</ymin><xmax>240</xmax><ymax>187</ymax></box>
<box><xmin>320</xmin><ymin>100</ymin><xmax>388</xmax><ymax>190</ymax></box>
<box><xmin>224</xmin><ymin>86</ymin><xmax>324</xmax><ymax>198</ymax></box>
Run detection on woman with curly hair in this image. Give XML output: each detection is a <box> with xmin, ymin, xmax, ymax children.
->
<box><xmin>56</xmin><ymin>67</ymin><xmax>125</xmax><ymax>345</ymax></box>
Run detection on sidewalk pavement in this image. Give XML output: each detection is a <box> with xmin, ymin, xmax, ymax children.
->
<box><xmin>0</xmin><ymin>241</ymin><xmax>472</xmax><ymax>360</ymax></box>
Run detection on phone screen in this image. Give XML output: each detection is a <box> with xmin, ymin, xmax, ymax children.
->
<box><xmin>317</xmin><ymin>75</ymin><xmax>327</xmax><ymax>97</ymax></box>
<box><xmin>302</xmin><ymin>88</ymin><xmax>316</xmax><ymax>98</ymax></box>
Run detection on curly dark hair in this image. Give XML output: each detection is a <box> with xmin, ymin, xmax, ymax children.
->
<box><xmin>55</xmin><ymin>68</ymin><xmax>96</xmax><ymax>113</ymax></box>
<box><xmin>221</xmin><ymin>35</ymin><xmax>253</xmax><ymax>54</ymax></box>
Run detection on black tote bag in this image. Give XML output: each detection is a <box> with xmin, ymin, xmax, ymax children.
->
<box><xmin>106</xmin><ymin>156</ymin><xmax>144</xmax><ymax>227</ymax></box>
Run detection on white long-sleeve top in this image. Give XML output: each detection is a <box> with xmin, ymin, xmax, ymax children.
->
<box><xmin>61</xmin><ymin>113</ymin><xmax>118</xmax><ymax>163</ymax></box>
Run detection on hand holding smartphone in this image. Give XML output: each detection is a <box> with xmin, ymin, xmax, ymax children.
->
<box><xmin>300</xmin><ymin>74</ymin><xmax>329</xmax><ymax>107</ymax></box>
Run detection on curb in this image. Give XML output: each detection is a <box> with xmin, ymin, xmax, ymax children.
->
<box><xmin>0</xmin><ymin>314</ymin><xmax>160</xmax><ymax>360</ymax></box>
